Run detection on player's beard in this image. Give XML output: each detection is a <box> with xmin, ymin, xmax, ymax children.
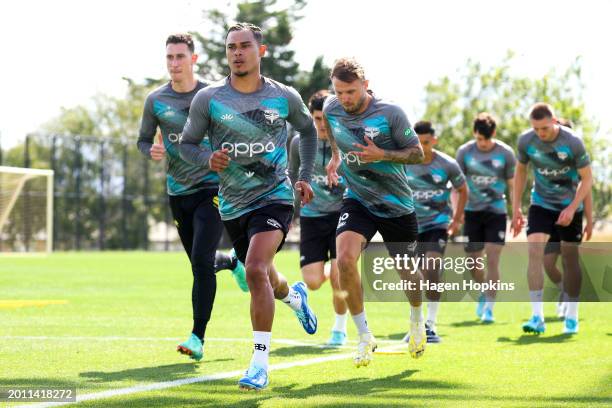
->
<box><xmin>234</xmin><ymin>70</ymin><xmax>249</xmax><ymax>77</ymax></box>
<box><xmin>343</xmin><ymin>93</ymin><xmax>367</xmax><ymax>114</ymax></box>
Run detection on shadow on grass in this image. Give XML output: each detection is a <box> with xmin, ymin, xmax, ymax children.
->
<box><xmin>269</xmin><ymin>345</ymin><xmax>340</xmax><ymax>357</ymax></box>
<box><xmin>385</xmin><ymin>332</ymin><xmax>407</xmax><ymax>341</ymax></box>
<box><xmin>497</xmin><ymin>333</ymin><xmax>575</xmax><ymax>345</ymax></box>
<box><xmin>79</xmin><ymin>360</ymin><xmax>231</xmax><ymax>383</ymax></box>
<box><xmin>448</xmin><ymin>320</ymin><xmax>485</xmax><ymax>327</ymax></box>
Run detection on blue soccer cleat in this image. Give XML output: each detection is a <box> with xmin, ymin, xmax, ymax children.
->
<box><xmin>425</xmin><ymin>321</ymin><xmax>441</xmax><ymax>343</ymax></box>
<box><xmin>176</xmin><ymin>333</ymin><xmax>203</xmax><ymax>361</ymax></box>
<box><xmin>563</xmin><ymin>318</ymin><xmax>579</xmax><ymax>334</ymax></box>
<box><xmin>481</xmin><ymin>308</ymin><xmax>495</xmax><ymax>324</ymax></box>
<box><xmin>291</xmin><ymin>282</ymin><xmax>318</xmax><ymax>335</ymax></box>
<box><xmin>476</xmin><ymin>293</ymin><xmax>486</xmax><ymax>318</ymax></box>
<box><xmin>522</xmin><ymin>315</ymin><xmax>545</xmax><ymax>334</ymax></box>
<box><xmin>327</xmin><ymin>330</ymin><xmax>347</xmax><ymax>346</ymax></box>
<box><xmin>238</xmin><ymin>363</ymin><xmax>269</xmax><ymax>391</ymax></box>
<box><xmin>229</xmin><ymin>249</ymin><xmax>249</xmax><ymax>293</ymax></box>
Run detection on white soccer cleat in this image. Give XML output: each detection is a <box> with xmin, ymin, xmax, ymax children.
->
<box><xmin>408</xmin><ymin>320</ymin><xmax>426</xmax><ymax>359</ymax></box>
<box><xmin>354</xmin><ymin>332</ymin><xmax>377</xmax><ymax>367</ymax></box>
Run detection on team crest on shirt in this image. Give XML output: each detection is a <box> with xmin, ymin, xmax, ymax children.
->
<box><xmin>557</xmin><ymin>151</ymin><xmax>568</xmax><ymax>160</ymax></box>
<box><xmin>263</xmin><ymin>109</ymin><xmax>280</xmax><ymax>125</ymax></box>
<box><xmin>492</xmin><ymin>159</ymin><xmax>503</xmax><ymax>168</ymax></box>
<box><xmin>432</xmin><ymin>174</ymin><xmax>443</xmax><ymax>183</ymax></box>
<box><xmin>364</xmin><ymin>127</ymin><xmax>380</xmax><ymax>140</ymax></box>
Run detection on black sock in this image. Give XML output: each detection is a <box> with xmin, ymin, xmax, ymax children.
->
<box><xmin>192</xmin><ymin>319</ymin><xmax>206</xmax><ymax>343</ymax></box>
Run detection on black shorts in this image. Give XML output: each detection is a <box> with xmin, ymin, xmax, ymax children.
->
<box><xmin>300</xmin><ymin>213</ymin><xmax>340</xmax><ymax>267</ymax></box>
<box><xmin>416</xmin><ymin>228</ymin><xmax>449</xmax><ymax>257</ymax></box>
<box><xmin>463</xmin><ymin>210</ymin><xmax>507</xmax><ymax>253</ymax></box>
<box><xmin>527</xmin><ymin>205</ymin><xmax>583</xmax><ymax>243</ymax></box>
<box><xmin>223</xmin><ymin>203</ymin><xmax>294</xmax><ymax>264</ymax></box>
<box><xmin>336</xmin><ymin>199</ymin><xmax>418</xmax><ymax>257</ymax></box>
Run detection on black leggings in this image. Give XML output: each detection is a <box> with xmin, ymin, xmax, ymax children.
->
<box><xmin>169</xmin><ymin>189</ymin><xmax>223</xmax><ymax>327</ymax></box>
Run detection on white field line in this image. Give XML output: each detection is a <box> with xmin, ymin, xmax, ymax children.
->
<box><xmin>16</xmin><ymin>342</ymin><xmax>406</xmax><ymax>408</ymax></box>
<box><xmin>0</xmin><ymin>335</ymin><xmax>399</xmax><ymax>345</ymax></box>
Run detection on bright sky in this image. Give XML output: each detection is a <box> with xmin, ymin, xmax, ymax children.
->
<box><xmin>1</xmin><ymin>0</ymin><xmax>611</xmax><ymax>149</ymax></box>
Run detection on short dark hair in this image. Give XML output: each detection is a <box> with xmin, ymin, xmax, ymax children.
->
<box><xmin>473</xmin><ymin>112</ymin><xmax>497</xmax><ymax>139</ymax></box>
<box><xmin>414</xmin><ymin>121</ymin><xmax>435</xmax><ymax>136</ymax></box>
<box><xmin>308</xmin><ymin>90</ymin><xmax>330</xmax><ymax>113</ymax></box>
<box><xmin>330</xmin><ymin>57</ymin><xmax>366</xmax><ymax>82</ymax></box>
<box><xmin>166</xmin><ymin>33</ymin><xmax>194</xmax><ymax>53</ymax></box>
<box><xmin>226</xmin><ymin>22</ymin><xmax>263</xmax><ymax>44</ymax></box>
<box><xmin>558</xmin><ymin>117</ymin><xmax>574</xmax><ymax>129</ymax></box>
<box><xmin>529</xmin><ymin>103</ymin><xmax>555</xmax><ymax>120</ymax></box>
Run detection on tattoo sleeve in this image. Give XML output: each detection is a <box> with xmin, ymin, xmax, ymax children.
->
<box><xmin>383</xmin><ymin>145</ymin><xmax>424</xmax><ymax>164</ymax></box>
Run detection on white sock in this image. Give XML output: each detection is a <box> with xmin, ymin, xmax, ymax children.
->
<box><xmin>352</xmin><ymin>311</ymin><xmax>370</xmax><ymax>335</ymax></box>
<box><xmin>250</xmin><ymin>331</ymin><xmax>271</xmax><ymax>370</ymax></box>
<box><xmin>485</xmin><ymin>295</ymin><xmax>495</xmax><ymax>312</ymax></box>
<box><xmin>410</xmin><ymin>305</ymin><xmax>423</xmax><ymax>323</ymax></box>
<box><xmin>426</xmin><ymin>301</ymin><xmax>439</xmax><ymax>324</ymax></box>
<box><xmin>529</xmin><ymin>290</ymin><xmax>544</xmax><ymax>318</ymax></box>
<box><xmin>281</xmin><ymin>286</ymin><xmax>302</xmax><ymax>311</ymax></box>
<box><xmin>332</xmin><ymin>313</ymin><xmax>348</xmax><ymax>333</ymax></box>
<box><xmin>566</xmin><ymin>297</ymin><xmax>579</xmax><ymax>319</ymax></box>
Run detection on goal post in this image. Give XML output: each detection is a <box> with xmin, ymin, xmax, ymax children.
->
<box><xmin>0</xmin><ymin>166</ymin><xmax>54</xmax><ymax>253</ymax></box>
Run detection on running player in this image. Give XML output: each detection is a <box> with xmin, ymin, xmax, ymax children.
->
<box><xmin>405</xmin><ymin>121</ymin><xmax>467</xmax><ymax>342</ymax></box>
<box><xmin>179</xmin><ymin>23</ymin><xmax>318</xmax><ymax>390</ymax></box>
<box><xmin>511</xmin><ymin>103</ymin><xmax>592</xmax><ymax>335</ymax></box>
<box><xmin>456</xmin><ymin>113</ymin><xmax>516</xmax><ymax>323</ymax></box>
<box><xmin>540</xmin><ymin>118</ymin><xmax>594</xmax><ymax>318</ymax></box>
<box><xmin>289</xmin><ymin>90</ymin><xmax>349</xmax><ymax>346</ymax></box>
<box><xmin>324</xmin><ymin>57</ymin><xmax>425</xmax><ymax>366</ymax></box>
<box><xmin>137</xmin><ymin>33</ymin><xmax>247</xmax><ymax>363</ymax></box>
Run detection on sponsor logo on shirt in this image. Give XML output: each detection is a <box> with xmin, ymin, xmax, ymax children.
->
<box><xmin>339</xmin><ymin>151</ymin><xmax>364</xmax><ymax>166</ymax></box>
<box><xmin>221</xmin><ymin>141</ymin><xmax>275</xmax><ymax>157</ymax></box>
<box><xmin>311</xmin><ymin>174</ymin><xmax>344</xmax><ymax>185</ymax></box>
<box><xmin>470</xmin><ymin>175</ymin><xmax>498</xmax><ymax>186</ymax></box>
<box><xmin>221</xmin><ymin>113</ymin><xmax>234</xmax><ymax>121</ymax></box>
<box><xmin>168</xmin><ymin>132</ymin><xmax>181</xmax><ymax>143</ymax></box>
<box><xmin>413</xmin><ymin>189</ymin><xmax>445</xmax><ymax>200</ymax></box>
<box><xmin>536</xmin><ymin>166</ymin><xmax>571</xmax><ymax>177</ymax></box>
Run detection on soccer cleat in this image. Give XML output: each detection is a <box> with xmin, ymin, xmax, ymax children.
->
<box><xmin>425</xmin><ymin>321</ymin><xmax>441</xmax><ymax>343</ymax></box>
<box><xmin>176</xmin><ymin>333</ymin><xmax>203</xmax><ymax>361</ymax></box>
<box><xmin>238</xmin><ymin>363</ymin><xmax>269</xmax><ymax>391</ymax></box>
<box><xmin>476</xmin><ymin>293</ymin><xmax>486</xmax><ymax>318</ymax></box>
<box><xmin>291</xmin><ymin>282</ymin><xmax>318</xmax><ymax>335</ymax></box>
<box><xmin>481</xmin><ymin>308</ymin><xmax>495</xmax><ymax>324</ymax></box>
<box><xmin>409</xmin><ymin>320</ymin><xmax>426</xmax><ymax>358</ymax></box>
<box><xmin>229</xmin><ymin>249</ymin><xmax>249</xmax><ymax>293</ymax></box>
<box><xmin>354</xmin><ymin>332</ymin><xmax>377</xmax><ymax>367</ymax></box>
<box><xmin>563</xmin><ymin>318</ymin><xmax>579</xmax><ymax>334</ymax></box>
<box><xmin>522</xmin><ymin>315</ymin><xmax>546</xmax><ymax>334</ymax></box>
<box><xmin>327</xmin><ymin>330</ymin><xmax>347</xmax><ymax>346</ymax></box>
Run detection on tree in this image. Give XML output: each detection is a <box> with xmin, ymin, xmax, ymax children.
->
<box><xmin>419</xmin><ymin>51</ymin><xmax>610</xmax><ymax>219</ymax></box>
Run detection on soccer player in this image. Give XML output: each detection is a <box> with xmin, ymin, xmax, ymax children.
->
<box><xmin>289</xmin><ymin>90</ymin><xmax>349</xmax><ymax>346</ymax></box>
<box><xmin>324</xmin><ymin>57</ymin><xmax>425</xmax><ymax>366</ymax></box>
<box><xmin>137</xmin><ymin>33</ymin><xmax>247</xmax><ymax>363</ymax></box>
<box><xmin>405</xmin><ymin>121</ymin><xmax>467</xmax><ymax>342</ymax></box>
<box><xmin>179</xmin><ymin>23</ymin><xmax>318</xmax><ymax>390</ymax></box>
<box><xmin>540</xmin><ymin>118</ymin><xmax>594</xmax><ymax>318</ymax></box>
<box><xmin>456</xmin><ymin>113</ymin><xmax>516</xmax><ymax>323</ymax></box>
<box><xmin>511</xmin><ymin>103</ymin><xmax>592</xmax><ymax>335</ymax></box>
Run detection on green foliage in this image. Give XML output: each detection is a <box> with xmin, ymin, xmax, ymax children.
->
<box><xmin>420</xmin><ymin>51</ymin><xmax>610</xmax><ymax>219</ymax></box>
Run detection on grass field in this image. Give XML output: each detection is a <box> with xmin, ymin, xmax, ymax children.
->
<box><xmin>1</xmin><ymin>251</ymin><xmax>611</xmax><ymax>407</ymax></box>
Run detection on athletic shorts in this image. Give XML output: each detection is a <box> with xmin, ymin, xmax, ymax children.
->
<box><xmin>336</xmin><ymin>198</ymin><xmax>418</xmax><ymax>257</ymax></box>
<box><xmin>223</xmin><ymin>204</ymin><xmax>294</xmax><ymax>264</ymax></box>
<box><xmin>299</xmin><ymin>213</ymin><xmax>340</xmax><ymax>267</ymax></box>
<box><xmin>527</xmin><ymin>205</ymin><xmax>583</xmax><ymax>244</ymax></box>
<box><xmin>463</xmin><ymin>210</ymin><xmax>507</xmax><ymax>253</ymax></box>
<box><xmin>416</xmin><ymin>228</ymin><xmax>449</xmax><ymax>257</ymax></box>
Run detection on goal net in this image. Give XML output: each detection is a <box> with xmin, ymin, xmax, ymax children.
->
<box><xmin>0</xmin><ymin>166</ymin><xmax>53</xmax><ymax>253</ymax></box>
